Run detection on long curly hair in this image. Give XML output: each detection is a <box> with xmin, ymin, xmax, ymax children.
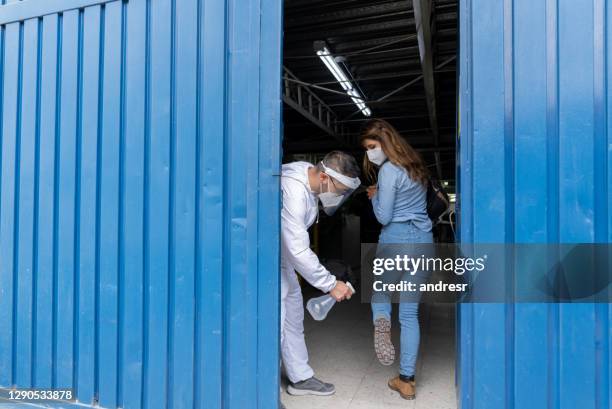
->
<box><xmin>360</xmin><ymin>119</ymin><xmax>430</xmax><ymax>186</ymax></box>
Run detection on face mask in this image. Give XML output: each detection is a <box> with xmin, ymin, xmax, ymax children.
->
<box><xmin>366</xmin><ymin>147</ymin><xmax>387</xmax><ymax>166</ymax></box>
<box><xmin>319</xmin><ymin>191</ymin><xmax>344</xmax><ymax>212</ymax></box>
<box><xmin>316</xmin><ymin>163</ymin><xmax>361</xmax><ymax>216</ymax></box>
<box><xmin>318</xmin><ymin>179</ymin><xmax>344</xmax><ymax>215</ymax></box>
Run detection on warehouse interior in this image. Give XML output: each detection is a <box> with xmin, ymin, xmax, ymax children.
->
<box><xmin>281</xmin><ymin>1</ymin><xmax>458</xmax><ymax>408</ymax></box>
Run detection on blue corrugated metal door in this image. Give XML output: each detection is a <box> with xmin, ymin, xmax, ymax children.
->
<box><xmin>0</xmin><ymin>0</ymin><xmax>282</xmax><ymax>408</ymax></box>
<box><xmin>458</xmin><ymin>1</ymin><xmax>610</xmax><ymax>409</ymax></box>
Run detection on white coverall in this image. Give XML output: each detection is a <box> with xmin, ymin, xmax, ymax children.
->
<box><xmin>281</xmin><ymin>162</ymin><xmax>338</xmax><ymax>383</ymax></box>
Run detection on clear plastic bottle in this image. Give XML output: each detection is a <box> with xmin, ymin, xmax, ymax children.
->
<box><xmin>306</xmin><ymin>282</ymin><xmax>355</xmax><ymax>321</ymax></box>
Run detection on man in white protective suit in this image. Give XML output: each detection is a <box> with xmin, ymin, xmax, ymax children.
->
<box><xmin>280</xmin><ymin>151</ymin><xmax>361</xmax><ymax>398</ymax></box>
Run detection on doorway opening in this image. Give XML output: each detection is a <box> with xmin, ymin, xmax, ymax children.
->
<box><xmin>280</xmin><ymin>1</ymin><xmax>458</xmax><ymax>408</ymax></box>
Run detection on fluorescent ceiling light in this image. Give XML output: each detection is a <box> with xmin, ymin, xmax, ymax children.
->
<box><xmin>316</xmin><ymin>46</ymin><xmax>371</xmax><ymax>117</ymax></box>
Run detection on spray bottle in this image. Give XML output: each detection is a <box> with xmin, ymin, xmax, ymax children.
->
<box><xmin>306</xmin><ymin>282</ymin><xmax>356</xmax><ymax>321</ymax></box>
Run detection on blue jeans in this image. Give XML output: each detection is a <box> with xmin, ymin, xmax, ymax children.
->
<box><xmin>371</xmin><ymin>221</ymin><xmax>433</xmax><ymax>377</ymax></box>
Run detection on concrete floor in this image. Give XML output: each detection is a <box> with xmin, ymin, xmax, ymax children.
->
<box><xmin>281</xmin><ymin>294</ymin><xmax>457</xmax><ymax>409</ymax></box>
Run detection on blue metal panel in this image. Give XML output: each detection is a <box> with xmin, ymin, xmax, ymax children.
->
<box><xmin>15</xmin><ymin>17</ymin><xmax>38</xmax><ymax>389</ymax></box>
<box><xmin>121</xmin><ymin>1</ymin><xmax>146</xmax><ymax>407</ymax></box>
<box><xmin>145</xmin><ymin>0</ymin><xmax>171</xmax><ymax>407</ymax></box>
<box><xmin>76</xmin><ymin>6</ymin><xmax>100</xmax><ymax>403</ymax></box>
<box><xmin>257</xmin><ymin>0</ymin><xmax>283</xmax><ymax>406</ymax></box>
<box><xmin>459</xmin><ymin>1</ymin><xmax>611</xmax><ymax>409</ymax></box>
<box><xmin>35</xmin><ymin>13</ymin><xmax>59</xmax><ymax>390</ymax></box>
<box><xmin>98</xmin><ymin>3</ymin><xmax>122</xmax><ymax>405</ymax></box>
<box><xmin>0</xmin><ymin>1</ymin><xmax>282</xmax><ymax>409</ymax></box>
<box><xmin>197</xmin><ymin>0</ymin><xmax>226</xmax><ymax>406</ymax></box>
<box><xmin>0</xmin><ymin>20</ymin><xmax>21</xmax><ymax>390</ymax></box>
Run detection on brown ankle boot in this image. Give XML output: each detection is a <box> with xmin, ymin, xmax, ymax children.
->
<box><xmin>388</xmin><ymin>376</ymin><xmax>415</xmax><ymax>400</ymax></box>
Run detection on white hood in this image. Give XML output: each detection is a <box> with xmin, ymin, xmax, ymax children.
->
<box><xmin>281</xmin><ymin>161</ymin><xmax>313</xmax><ymax>191</ymax></box>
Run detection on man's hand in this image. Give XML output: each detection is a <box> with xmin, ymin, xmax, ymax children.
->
<box><xmin>329</xmin><ymin>281</ymin><xmax>352</xmax><ymax>302</ymax></box>
<box><xmin>366</xmin><ymin>185</ymin><xmax>377</xmax><ymax>200</ymax></box>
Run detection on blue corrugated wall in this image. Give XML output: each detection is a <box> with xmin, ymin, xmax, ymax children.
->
<box><xmin>0</xmin><ymin>0</ymin><xmax>282</xmax><ymax>408</ymax></box>
<box><xmin>459</xmin><ymin>1</ymin><xmax>611</xmax><ymax>409</ymax></box>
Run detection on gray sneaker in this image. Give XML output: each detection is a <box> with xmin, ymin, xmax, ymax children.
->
<box><xmin>286</xmin><ymin>377</ymin><xmax>336</xmax><ymax>396</ymax></box>
<box><xmin>280</xmin><ymin>402</ymin><xmax>287</xmax><ymax>409</ymax></box>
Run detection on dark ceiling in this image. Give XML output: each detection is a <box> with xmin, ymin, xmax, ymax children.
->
<box><xmin>282</xmin><ymin>0</ymin><xmax>457</xmax><ymax>182</ymax></box>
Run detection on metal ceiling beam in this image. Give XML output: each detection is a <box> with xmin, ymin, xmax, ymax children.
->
<box><xmin>327</xmin><ymin>95</ymin><xmax>426</xmax><ymax>107</ymax></box>
<box><xmin>285</xmin><ymin>0</ymin><xmax>412</xmax><ymax>15</ymax></box>
<box><xmin>305</xmin><ymin>68</ymin><xmax>454</xmax><ymax>86</ymax></box>
<box><xmin>414</xmin><ymin>0</ymin><xmax>442</xmax><ymax>178</ymax></box>
<box><xmin>340</xmin><ymin>55</ymin><xmax>455</xmax><ymax>121</ymax></box>
<box><xmin>285</xmin><ymin>10</ymin><xmax>456</xmax><ymax>39</ymax></box>
<box><xmin>336</xmin><ymin>114</ymin><xmax>433</xmax><ymax>123</ymax></box>
<box><xmin>311</xmin><ymin>70</ymin><xmax>423</xmax><ymax>85</ymax></box>
<box><xmin>287</xmin><ymin>11</ymin><xmax>413</xmax><ymax>34</ymax></box>
<box><xmin>332</xmin><ymin>34</ymin><xmax>417</xmax><ymax>53</ymax></box>
<box><xmin>286</xmin><ymin>18</ymin><xmax>415</xmax><ymax>39</ymax></box>
<box><xmin>284</xmin><ymin>141</ymin><xmax>455</xmax><ymax>155</ymax></box>
<box><xmin>356</xmin><ymin>59</ymin><xmax>421</xmax><ymax>75</ymax></box>
<box><xmin>284</xmin><ymin>40</ymin><xmax>419</xmax><ymax>61</ymax></box>
<box><xmin>345</xmin><ymin>46</ymin><xmax>421</xmax><ymax>65</ymax></box>
<box><xmin>285</xmin><ymin>1</ymin><xmax>412</xmax><ymax>28</ymax></box>
<box><xmin>283</xmin><ymin>77</ymin><xmax>354</xmax><ymax>99</ymax></box>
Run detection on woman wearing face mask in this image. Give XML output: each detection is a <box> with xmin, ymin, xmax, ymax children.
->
<box><xmin>361</xmin><ymin>119</ymin><xmax>432</xmax><ymax>401</ymax></box>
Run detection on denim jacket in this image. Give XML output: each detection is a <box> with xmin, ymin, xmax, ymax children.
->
<box><xmin>371</xmin><ymin>161</ymin><xmax>432</xmax><ymax>232</ymax></box>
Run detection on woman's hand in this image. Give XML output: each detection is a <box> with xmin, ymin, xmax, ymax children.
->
<box><xmin>367</xmin><ymin>185</ymin><xmax>377</xmax><ymax>200</ymax></box>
